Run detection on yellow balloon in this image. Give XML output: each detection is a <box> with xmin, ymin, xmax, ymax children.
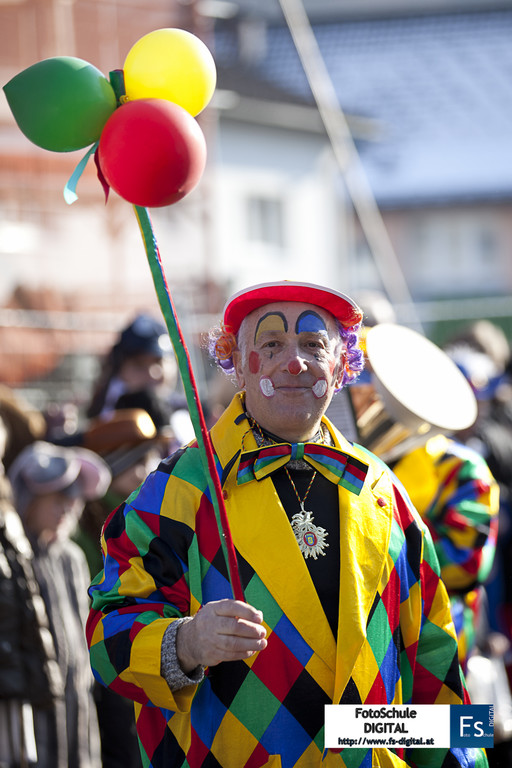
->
<box><xmin>123</xmin><ymin>28</ymin><xmax>216</xmax><ymax>116</ymax></box>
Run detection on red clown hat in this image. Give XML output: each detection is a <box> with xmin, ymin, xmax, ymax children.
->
<box><xmin>223</xmin><ymin>280</ymin><xmax>363</xmax><ymax>335</ymax></box>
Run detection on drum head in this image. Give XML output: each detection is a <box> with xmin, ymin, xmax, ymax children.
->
<box><xmin>365</xmin><ymin>323</ymin><xmax>477</xmax><ymax>433</ymax></box>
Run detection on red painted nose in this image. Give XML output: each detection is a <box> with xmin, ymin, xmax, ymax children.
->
<box><xmin>288</xmin><ymin>359</ymin><xmax>303</xmax><ymax>375</ymax></box>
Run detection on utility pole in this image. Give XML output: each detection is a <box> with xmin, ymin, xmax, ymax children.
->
<box><xmin>278</xmin><ymin>0</ymin><xmax>423</xmax><ymax>331</ymax></box>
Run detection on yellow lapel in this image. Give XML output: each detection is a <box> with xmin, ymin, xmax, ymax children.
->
<box><xmin>210</xmin><ymin>395</ymin><xmax>393</xmax><ymax>701</ymax></box>
<box><xmin>211</xmin><ymin>395</ymin><xmax>335</xmax><ymax>671</ymax></box>
<box><xmin>327</xmin><ymin>422</ymin><xmax>394</xmax><ymax>703</ymax></box>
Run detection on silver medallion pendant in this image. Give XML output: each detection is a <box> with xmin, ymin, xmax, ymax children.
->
<box><xmin>291</xmin><ymin>503</ymin><xmax>329</xmax><ymax>560</ymax></box>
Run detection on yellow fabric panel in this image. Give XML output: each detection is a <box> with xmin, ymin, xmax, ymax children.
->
<box><xmin>89</xmin><ymin>615</ymin><xmax>104</xmax><ymax>645</ymax></box>
<box><xmin>334</xmin><ymin>469</ymin><xmax>394</xmax><ymax>704</ymax></box>
<box><xmin>393</xmin><ymin>435</ymin><xmax>448</xmax><ymax>514</ymax></box>
<box><xmin>129</xmin><ymin>618</ymin><xmax>197</xmax><ymax>712</ymax></box>
<box><xmin>447</xmin><ymin>527</ymin><xmax>479</xmax><ymax>552</ymax></box>
<box><xmin>427</xmin><ymin>580</ymin><xmax>458</xmax><ymax>643</ymax></box>
<box><xmin>399</xmin><ymin>580</ymin><xmax>422</xmax><ymax>651</ymax></box>
<box><xmin>350</xmin><ymin>641</ymin><xmax>381</xmax><ymax>701</ymax></box>
<box><xmin>325</xmin><ymin>747</ymin><xmax>410</xmax><ymax>767</ymax></box>
<box><xmin>442</xmin><ymin>563</ymin><xmax>476</xmax><ymax>590</ymax></box>
<box><xmin>167</xmin><ymin>709</ymin><xmax>192</xmax><ymax>755</ymax></box>
<box><xmin>116</xmin><ymin>556</ymin><xmax>157</xmax><ymax>598</ymax></box>
<box><xmin>260</xmin><ymin>756</ymin><xmax>282</xmax><ymax>767</ymax></box>
<box><xmin>161</xmin><ymin>469</ymin><xmax>204</xmax><ymax>525</ymax></box>
<box><xmin>210</xmin><ymin>708</ymin><xmax>262</xmax><ymax>767</ymax></box>
<box><xmin>293</xmin><ymin>739</ymin><xmax>322</xmax><ymax>765</ymax></box>
<box><xmin>435</xmin><ymin>682</ymin><xmax>466</xmax><ymax>705</ymax></box>
<box><xmin>304</xmin><ymin>652</ymin><xmax>336</xmax><ymax>698</ymax></box>
<box><xmin>189</xmin><ymin>592</ymin><xmax>202</xmax><ymax>616</ymax></box>
<box><xmin>371</xmin><ymin>749</ymin><xmax>411</xmax><ymax>767</ymax></box>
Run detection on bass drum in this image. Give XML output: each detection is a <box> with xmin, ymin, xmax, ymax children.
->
<box><xmin>354</xmin><ymin>323</ymin><xmax>477</xmax><ymax>463</ymax></box>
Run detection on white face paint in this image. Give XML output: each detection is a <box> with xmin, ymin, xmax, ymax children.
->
<box><xmin>312</xmin><ymin>378</ymin><xmax>328</xmax><ymax>399</ymax></box>
<box><xmin>259</xmin><ymin>377</ymin><xmax>275</xmax><ymax>398</ymax></box>
<box><xmin>233</xmin><ymin>302</ymin><xmax>345</xmax><ymax>442</ymax></box>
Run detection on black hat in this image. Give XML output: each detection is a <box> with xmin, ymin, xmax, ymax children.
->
<box><xmin>113</xmin><ymin>314</ymin><xmax>171</xmax><ymax>361</ymax></box>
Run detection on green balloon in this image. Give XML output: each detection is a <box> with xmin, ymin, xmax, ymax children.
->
<box><xmin>3</xmin><ymin>57</ymin><xmax>117</xmax><ymax>152</ymax></box>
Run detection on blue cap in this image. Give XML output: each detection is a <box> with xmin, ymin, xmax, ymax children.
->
<box><xmin>114</xmin><ymin>314</ymin><xmax>171</xmax><ymax>360</ymax></box>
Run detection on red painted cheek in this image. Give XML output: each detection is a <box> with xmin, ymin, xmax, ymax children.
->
<box><xmin>249</xmin><ymin>351</ymin><xmax>261</xmax><ymax>374</ymax></box>
<box><xmin>288</xmin><ymin>359</ymin><xmax>302</xmax><ymax>375</ymax></box>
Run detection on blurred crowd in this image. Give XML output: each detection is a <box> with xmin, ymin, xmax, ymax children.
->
<box><xmin>0</xmin><ymin>313</ymin><xmax>200</xmax><ymax>768</ymax></box>
<box><xmin>1</xmin><ymin>306</ymin><xmax>512</xmax><ymax>767</ymax></box>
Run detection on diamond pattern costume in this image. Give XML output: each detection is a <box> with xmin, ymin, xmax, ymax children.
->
<box><xmin>87</xmin><ymin>394</ymin><xmax>487</xmax><ymax>767</ymax></box>
<box><xmin>392</xmin><ymin>434</ymin><xmax>499</xmax><ymax>670</ymax></box>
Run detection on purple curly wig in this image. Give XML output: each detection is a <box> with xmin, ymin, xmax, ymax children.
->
<box><xmin>336</xmin><ymin>321</ymin><xmax>365</xmax><ymax>389</ymax></box>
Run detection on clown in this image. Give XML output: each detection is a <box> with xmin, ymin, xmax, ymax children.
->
<box><xmin>87</xmin><ymin>281</ymin><xmax>487</xmax><ymax>768</ymax></box>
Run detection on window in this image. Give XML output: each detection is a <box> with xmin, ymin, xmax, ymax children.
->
<box><xmin>408</xmin><ymin>212</ymin><xmax>504</xmax><ymax>297</ymax></box>
<box><xmin>246</xmin><ymin>195</ymin><xmax>284</xmax><ymax>248</ymax></box>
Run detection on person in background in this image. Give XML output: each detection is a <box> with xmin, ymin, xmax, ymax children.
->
<box><xmin>75</xmin><ymin>408</ymin><xmax>172</xmax><ymax>581</ymax></box>
<box><xmin>87</xmin><ymin>313</ymin><xmax>194</xmax><ymax>447</ymax></box>
<box><xmin>87</xmin><ymin>280</ymin><xmax>486</xmax><ymax>768</ymax></box>
<box><xmin>8</xmin><ymin>441</ymin><xmax>111</xmax><ymax>768</ymax></box>
<box><xmin>0</xmin><ymin>383</ymin><xmax>46</xmax><ymax>472</ymax></box>
<box><xmin>0</xmin><ymin>386</ymin><xmax>62</xmax><ymax>768</ymax></box>
<box><xmin>87</xmin><ymin>313</ymin><xmax>174</xmax><ymax>419</ymax></box>
<box><xmin>351</xmin><ymin>322</ymin><xmax>499</xmax><ymax>674</ymax></box>
<box><xmin>44</xmin><ymin>401</ymin><xmax>81</xmax><ymax>445</ymax></box>
<box><xmin>443</xmin><ymin>322</ymin><xmax>512</xmax><ymax>766</ymax></box>
<box><xmin>444</xmin><ymin>322</ymin><xmax>512</xmax><ymax>642</ymax></box>
<box><xmin>72</xmin><ymin>408</ymin><xmax>169</xmax><ymax>768</ymax></box>
<box><xmin>0</xmin><ymin>414</ymin><xmax>63</xmax><ymax>768</ymax></box>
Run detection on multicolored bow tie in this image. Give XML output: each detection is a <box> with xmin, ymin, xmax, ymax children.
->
<box><xmin>237</xmin><ymin>442</ymin><xmax>369</xmax><ymax>496</ymax></box>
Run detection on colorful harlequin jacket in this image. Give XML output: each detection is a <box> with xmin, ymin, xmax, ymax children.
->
<box><xmin>392</xmin><ymin>435</ymin><xmax>499</xmax><ymax>670</ymax></box>
<box><xmin>87</xmin><ymin>393</ymin><xmax>487</xmax><ymax>768</ymax></box>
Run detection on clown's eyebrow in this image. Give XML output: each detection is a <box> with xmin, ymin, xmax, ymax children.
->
<box><xmin>295</xmin><ymin>310</ymin><xmax>328</xmax><ymax>335</ymax></box>
<box><xmin>254</xmin><ymin>312</ymin><xmax>288</xmax><ymax>343</ymax></box>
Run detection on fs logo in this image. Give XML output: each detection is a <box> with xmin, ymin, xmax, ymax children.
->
<box><xmin>450</xmin><ymin>705</ymin><xmax>494</xmax><ymax>748</ymax></box>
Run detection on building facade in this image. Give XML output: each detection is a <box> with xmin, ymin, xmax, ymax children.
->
<box><xmin>1</xmin><ymin>0</ymin><xmax>511</xmax><ymax>404</ymax></box>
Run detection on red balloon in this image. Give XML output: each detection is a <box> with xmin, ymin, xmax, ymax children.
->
<box><xmin>97</xmin><ymin>98</ymin><xmax>207</xmax><ymax>207</ymax></box>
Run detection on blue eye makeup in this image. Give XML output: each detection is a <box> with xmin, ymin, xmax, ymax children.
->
<box><xmin>295</xmin><ymin>311</ymin><xmax>327</xmax><ymax>335</ymax></box>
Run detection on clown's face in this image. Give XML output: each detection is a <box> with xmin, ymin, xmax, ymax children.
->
<box><xmin>233</xmin><ymin>302</ymin><xmax>345</xmax><ymax>442</ymax></box>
